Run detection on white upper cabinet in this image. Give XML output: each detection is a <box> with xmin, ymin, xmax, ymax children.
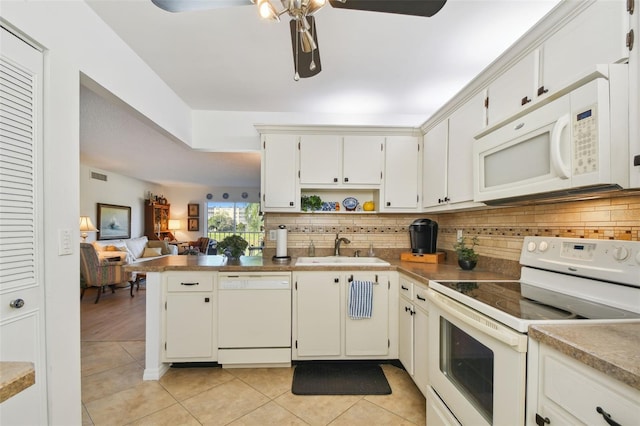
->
<box><xmin>486</xmin><ymin>50</ymin><xmax>538</xmax><ymax>127</ymax></box>
<box><xmin>342</xmin><ymin>136</ymin><xmax>384</xmax><ymax>185</ymax></box>
<box><xmin>299</xmin><ymin>135</ymin><xmax>341</xmax><ymax>185</ymax></box>
<box><xmin>422</xmin><ymin>120</ymin><xmax>449</xmax><ymax>209</ymax></box>
<box><xmin>485</xmin><ymin>1</ymin><xmax>629</xmax><ymax>130</ymax></box>
<box><xmin>423</xmin><ymin>91</ymin><xmax>485</xmax><ymax>211</ymax></box>
<box><xmin>381</xmin><ymin>136</ymin><xmax>421</xmax><ymax>211</ymax></box>
<box><xmin>540</xmin><ymin>0</ymin><xmax>629</xmax><ymax>98</ymax></box>
<box><xmin>261</xmin><ymin>134</ymin><xmax>299</xmax><ymax>212</ymax></box>
<box><xmin>299</xmin><ymin>135</ymin><xmax>383</xmax><ymax>187</ymax></box>
<box><xmin>447</xmin><ymin>92</ymin><xmax>486</xmax><ymax>205</ymax></box>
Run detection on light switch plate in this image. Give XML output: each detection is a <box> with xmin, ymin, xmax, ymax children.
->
<box><xmin>456</xmin><ymin>229</ymin><xmax>463</xmax><ymax>241</ymax></box>
<box><xmin>58</xmin><ymin>229</ymin><xmax>73</xmax><ymax>255</ymax></box>
<box><xmin>269</xmin><ymin>230</ymin><xmax>277</xmax><ymax>241</ymax></box>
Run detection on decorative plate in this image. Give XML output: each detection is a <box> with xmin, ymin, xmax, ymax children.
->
<box><xmin>343</xmin><ymin>197</ymin><xmax>358</xmax><ymax>211</ymax></box>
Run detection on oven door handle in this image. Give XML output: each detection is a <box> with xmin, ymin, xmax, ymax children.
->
<box><xmin>427</xmin><ymin>290</ymin><xmax>528</xmax><ymax>352</ymax></box>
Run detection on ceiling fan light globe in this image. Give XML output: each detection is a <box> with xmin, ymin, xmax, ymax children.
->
<box><xmin>257</xmin><ymin>0</ymin><xmax>279</xmax><ymax>21</ymax></box>
<box><xmin>306</xmin><ymin>0</ymin><xmax>327</xmax><ymax>15</ymax></box>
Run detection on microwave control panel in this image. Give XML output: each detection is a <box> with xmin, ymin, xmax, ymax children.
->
<box><xmin>572</xmin><ymin>104</ymin><xmax>598</xmax><ymax>175</ymax></box>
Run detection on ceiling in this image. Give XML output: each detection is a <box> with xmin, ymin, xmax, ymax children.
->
<box><xmin>80</xmin><ymin>0</ymin><xmax>560</xmax><ymax>188</ymax></box>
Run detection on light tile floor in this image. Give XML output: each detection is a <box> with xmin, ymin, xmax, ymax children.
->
<box><xmin>81</xmin><ymin>341</ymin><xmax>426</xmax><ymax>425</ymax></box>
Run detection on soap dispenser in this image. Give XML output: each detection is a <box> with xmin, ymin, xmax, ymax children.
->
<box><xmin>308</xmin><ymin>240</ymin><xmax>315</xmax><ymax>257</ymax></box>
<box><xmin>368</xmin><ymin>243</ymin><xmax>375</xmax><ymax>257</ymax></box>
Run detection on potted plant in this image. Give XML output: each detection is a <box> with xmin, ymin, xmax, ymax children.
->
<box><xmin>301</xmin><ymin>195</ymin><xmax>323</xmax><ymax>212</ymax></box>
<box><xmin>218</xmin><ymin>235</ymin><xmax>249</xmax><ymax>260</ymax></box>
<box><xmin>453</xmin><ymin>236</ymin><xmax>479</xmax><ymax>270</ymax></box>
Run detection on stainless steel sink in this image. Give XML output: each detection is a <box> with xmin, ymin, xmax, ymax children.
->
<box><xmin>295</xmin><ymin>256</ymin><xmax>390</xmax><ymax>266</ymax></box>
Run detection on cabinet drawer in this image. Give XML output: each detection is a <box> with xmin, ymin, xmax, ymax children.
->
<box><xmin>414</xmin><ymin>284</ymin><xmax>428</xmax><ymax>312</ymax></box>
<box><xmin>399</xmin><ymin>278</ymin><xmax>413</xmax><ymax>300</ymax></box>
<box><xmin>167</xmin><ymin>273</ymin><xmax>214</xmax><ymax>292</ymax></box>
<box><xmin>540</xmin><ymin>347</ymin><xmax>640</xmax><ymax>425</ymax></box>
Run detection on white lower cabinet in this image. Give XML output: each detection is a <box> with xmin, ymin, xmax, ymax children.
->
<box><xmin>397</xmin><ymin>274</ymin><xmax>429</xmax><ymax>397</ymax></box>
<box><xmin>530</xmin><ymin>343</ymin><xmax>640</xmax><ymax>426</ymax></box>
<box><xmin>398</xmin><ymin>277</ymin><xmax>415</xmax><ymax>375</ymax></box>
<box><xmin>293</xmin><ymin>271</ymin><xmax>394</xmax><ymax>360</ymax></box>
<box><xmin>163</xmin><ymin>272</ymin><xmax>216</xmax><ymax>362</ymax></box>
<box><xmin>413</xmin><ymin>284</ymin><xmax>429</xmax><ymax>396</ymax></box>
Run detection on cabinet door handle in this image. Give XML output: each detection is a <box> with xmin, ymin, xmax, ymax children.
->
<box><xmin>537</xmin><ymin>86</ymin><xmax>549</xmax><ymax>96</ymax></box>
<box><xmin>386</xmin><ymin>202</ymin><xmax>391</xmax><ymax>207</ymax></box>
<box><xmin>334</xmin><ymin>278</ymin><xmax>339</xmax><ymax>283</ymax></box>
<box><xmin>344</xmin><ymin>177</ymin><xmax>349</xmax><ymax>182</ymax></box>
<box><xmin>333</xmin><ymin>177</ymin><xmax>338</xmax><ymax>182</ymax></box>
<box><xmin>289</xmin><ymin>201</ymin><xmax>294</xmax><ymax>206</ymax></box>
<box><xmin>401</xmin><ymin>285</ymin><xmax>409</xmax><ymax>291</ymax></box>
<box><xmin>596</xmin><ymin>407</ymin><xmax>622</xmax><ymax>426</ymax></box>
<box><xmin>521</xmin><ymin>96</ymin><xmax>532</xmax><ymax>105</ymax></box>
<box><xmin>416</xmin><ymin>294</ymin><xmax>426</xmax><ymax>301</ymax></box>
<box><xmin>535</xmin><ymin>414</ymin><xmax>550</xmax><ymax>426</ymax></box>
<box><xmin>181</xmin><ymin>282</ymin><xmax>199</xmax><ymax>286</ymax></box>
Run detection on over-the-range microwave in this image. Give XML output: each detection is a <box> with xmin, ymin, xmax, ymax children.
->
<box><xmin>473</xmin><ymin>65</ymin><xmax>629</xmax><ymax>205</ymax></box>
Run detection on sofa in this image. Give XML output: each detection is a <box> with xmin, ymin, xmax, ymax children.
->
<box><xmin>92</xmin><ymin>236</ymin><xmax>178</xmax><ymax>264</ymax></box>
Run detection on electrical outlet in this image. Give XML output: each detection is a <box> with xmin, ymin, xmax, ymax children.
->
<box><xmin>457</xmin><ymin>229</ymin><xmax>463</xmax><ymax>241</ymax></box>
<box><xmin>269</xmin><ymin>230</ymin><xmax>277</xmax><ymax>241</ymax></box>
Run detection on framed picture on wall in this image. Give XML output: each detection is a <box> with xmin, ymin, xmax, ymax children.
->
<box><xmin>188</xmin><ymin>203</ymin><xmax>199</xmax><ymax>217</ymax></box>
<box><xmin>188</xmin><ymin>217</ymin><xmax>199</xmax><ymax>232</ymax></box>
<box><xmin>97</xmin><ymin>203</ymin><xmax>131</xmax><ymax>240</ymax></box>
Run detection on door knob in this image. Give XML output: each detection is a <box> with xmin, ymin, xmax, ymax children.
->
<box><xmin>10</xmin><ymin>298</ymin><xmax>25</xmax><ymax>309</ymax></box>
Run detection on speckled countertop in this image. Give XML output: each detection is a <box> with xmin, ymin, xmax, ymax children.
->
<box><xmin>529</xmin><ymin>322</ymin><xmax>640</xmax><ymax>391</ymax></box>
<box><xmin>123</xmin><ymin>255</ymin><xmax>519</xmax><ymax>283</ymax></box>
<box><xmin>0</xmin><ymin>362</ymin><xmax>35</xmax><ymax>403</ymax></box>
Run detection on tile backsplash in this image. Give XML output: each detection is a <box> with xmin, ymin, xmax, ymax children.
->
<box><xmin>263</xmin><ymin>194</ymin><xmax>640</xmax><ymax>264</ymax></box>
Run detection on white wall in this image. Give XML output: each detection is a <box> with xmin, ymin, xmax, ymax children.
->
<box><xmin>80</xmin><ymin>164</ymin><xmax>165</xmax><ymax>242</ymax></box>
<box><xmin>1</xmin><ymin>1</ymin><xmax>193</xmax><ymax>423</ymax></box>
<box><xmin>191</xmin><ymin>110</ymin><xmax>426</xmax><ymax>151</ymax></box>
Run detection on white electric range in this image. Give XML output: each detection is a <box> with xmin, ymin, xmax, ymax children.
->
<box><xmin>426</xmin><ymin>236</ymin><xmax>640</xmax><ymax>426</ymax></box>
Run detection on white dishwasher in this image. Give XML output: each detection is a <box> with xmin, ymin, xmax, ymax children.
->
<box><xmin>217</xmin><ymin>273</ymin><xmax>291</xmax><ymax>367</ymax></box>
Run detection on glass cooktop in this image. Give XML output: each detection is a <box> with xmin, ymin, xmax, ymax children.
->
<box><xmin>433</xmin><ymin>281</ymin><xmax>579</xmax><ymax>321</ymax></box>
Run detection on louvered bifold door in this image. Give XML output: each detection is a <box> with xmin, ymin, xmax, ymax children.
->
<box><xmin>0</xmin><ymin>26</ymin><xmax>47</xmax><ymax>425</ymax></box>
<box><xmin>0</xmin><ymin>31</ymin><xmax>39</xmax><ymax>292</ymax></box>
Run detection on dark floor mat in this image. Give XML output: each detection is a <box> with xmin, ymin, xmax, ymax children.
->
<box><xmin>292</xmin><ymin>362</ymin><xmax>392</xmax><ymax>395</ymax></box>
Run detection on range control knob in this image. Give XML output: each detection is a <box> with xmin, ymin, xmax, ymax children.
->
<box><xmin>612</xmin><ymin>246</ymin><xmax>630</xmax><ymax>261</ymax></box>
<box><xmin>538</xmin><ymin>241</ymin><xmax>549</xmax><ymax>252</ymax></box>
<box><xmin>527</xmin><ymin>241</ymin><xmax>537</xmax><ymax>252</ymax></box>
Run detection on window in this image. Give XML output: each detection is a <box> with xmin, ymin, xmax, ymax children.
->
<box><xmin>206</xmin><ymin>202</ymin><xmax>264</xmax><ymax>255</ymax></box>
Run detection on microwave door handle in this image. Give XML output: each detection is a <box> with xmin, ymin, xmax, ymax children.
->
<box><xmin>551</xmin><ymin>113</ymin><xmax>571</xmax><ymax>179</ymax></box>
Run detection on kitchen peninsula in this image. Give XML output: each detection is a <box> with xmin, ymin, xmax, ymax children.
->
<box><xmin>125</xmin><ymin>254</ymin><xmax>516</xmax><ymax>380</ymax></box>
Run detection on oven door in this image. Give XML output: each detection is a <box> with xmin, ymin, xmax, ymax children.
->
<box><xmin>427</xmin><ymin>289</ymin><xmax>528</xmax><ymax>426</ymax></box>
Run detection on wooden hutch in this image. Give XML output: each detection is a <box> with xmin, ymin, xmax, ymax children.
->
<box><xmin>144</xmin><ymin>200</ymin><xmax>175</xmax><ymax>241</ymax></box>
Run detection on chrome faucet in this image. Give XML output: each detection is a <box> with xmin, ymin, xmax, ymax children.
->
<box><xmin>334</xmin><ymin>233</ymin><xmax>351</xmax><ymax>256</ymax></box>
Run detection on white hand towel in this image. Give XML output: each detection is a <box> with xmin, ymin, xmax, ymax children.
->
<box><xmin>349</xmin><ymin>280</ymin><xmax>373</xmax><ymax>319</ymax></box>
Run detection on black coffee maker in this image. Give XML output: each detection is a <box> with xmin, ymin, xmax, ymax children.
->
<box><xmin>409</xmin><ymin>219</ymin><xmax>438</xmax><ymax>254</ymax></box>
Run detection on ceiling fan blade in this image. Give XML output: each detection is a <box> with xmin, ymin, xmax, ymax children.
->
<box><xmin>289</xmin><ymin>17</ymin><xmax>322</xmax><ymax>78</ymax></box>
<box><xmin>151</xmin><ymin>0</ymin><xmax>251</xmax><ymax>13</ymax></box>
<box><xmin>328</xmin><ymin>0</ymin><xmax>447</xmax><ymax>17</ymax></box>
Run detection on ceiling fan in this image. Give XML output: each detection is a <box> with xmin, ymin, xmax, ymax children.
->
<box><xmin>151</xmin><ymin>0</ymin><xmax>447</xmax><ymax>80</ymax></box>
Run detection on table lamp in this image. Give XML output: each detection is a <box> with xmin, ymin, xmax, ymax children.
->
<box><xmin>79</xmin><ymin>216</ymin><xmax>98</xmax><ymax>242</ymax></box>
<box><xmin>168</xmin><ymin>219</ymin><xmax>181</xmax><ymax>240</ymax></box>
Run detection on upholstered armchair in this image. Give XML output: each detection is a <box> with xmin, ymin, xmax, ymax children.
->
<box><xmin>79</xmin><ymin>243</ymin><xmax>134</xmax><ymax>303</ymax></box>
<box><xmin>187</xmin><ymin>237</ymin><xmax>210</xmax><ymax>254</ymax></box>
